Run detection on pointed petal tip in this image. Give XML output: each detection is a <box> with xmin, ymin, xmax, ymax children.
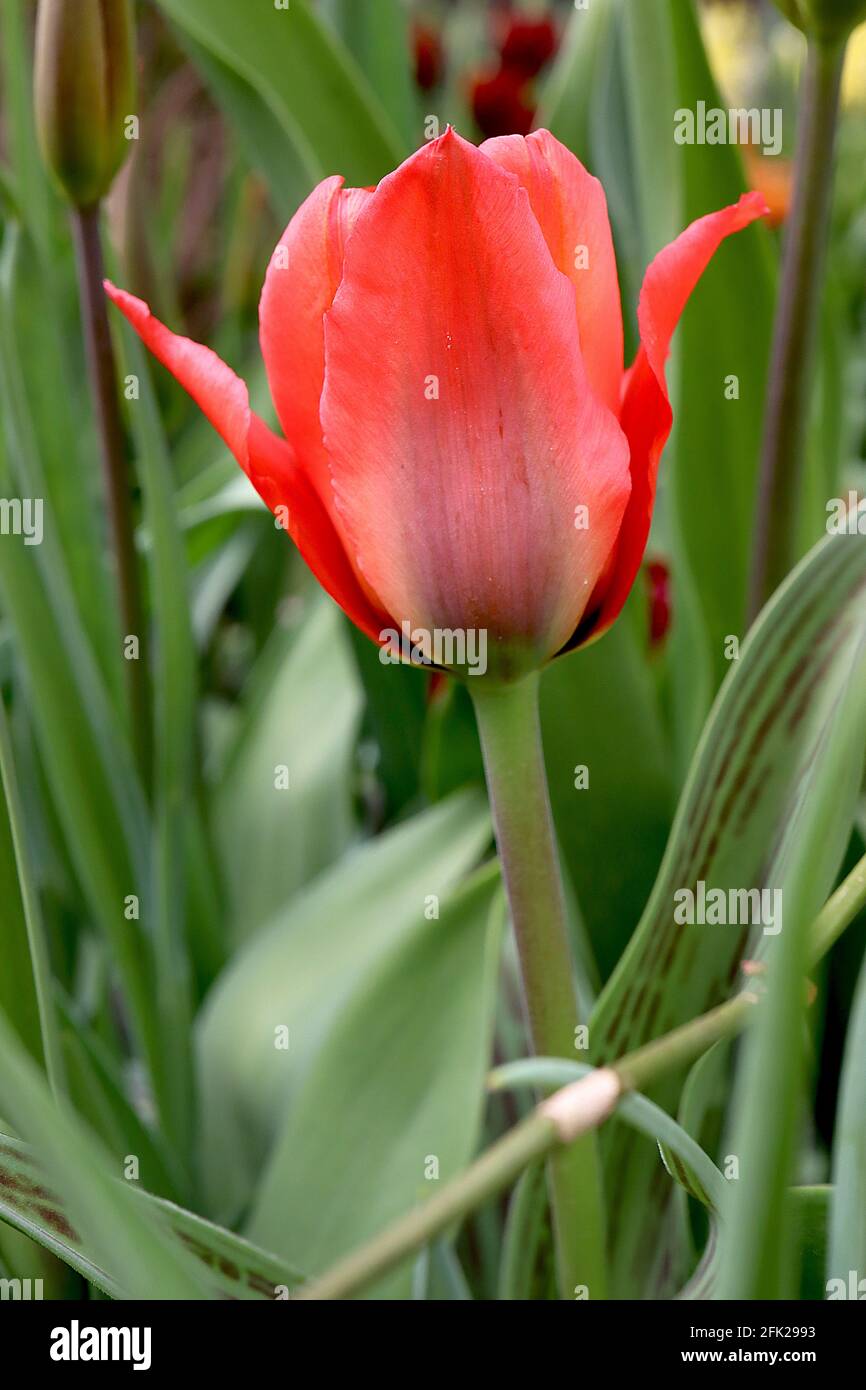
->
<box><xmin>739</xmin><ymin>188</ymin><xmax>773</xmax><ymax>222</ymax></box>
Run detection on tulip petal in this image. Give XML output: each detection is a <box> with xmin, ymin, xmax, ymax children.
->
<box><xmin>258</xmin><ymin>176</ymin><xmax>373</xmax><ymax>521</ymax></box>
<box><xmin>104</xmin><ymin>282</ymin><xmax>389</xmax><ymax>643</ymax></box>
<box><xmin>576</xmin><ymin>191</ymin><xmax>769</xmax><ymax>647</ymax></box>
<box><xmin>481</xmin><ymin>129</ymin><xmax>623</xmax><ymax>415</ymax></box>
<box><xmin>320</xmin><ymin>129</ymin><xmax>631</xmax><ymax>674</ymax></box>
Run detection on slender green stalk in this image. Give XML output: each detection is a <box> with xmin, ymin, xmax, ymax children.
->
<box><xmin>470</xmin><ymin>673</ymin><xmax>606</xmax><ymax>1298</ymax></box>
<box><xmin>809</xmin><ymin>853</ymin><xmax>866</xmax><ymax>965</ymax></box>
<box><xmin>296</xmin><ymin>1113</ymin><xmax>555</xmax><ymax>1302</ymax></box>
<box><xmin>0</xmin><ymin>702</ymin><xmax>66</xmax><ymax>1099</ymax></box>
<box><xmin>748</xmin><ymin>35</ymin><xmax>846</xmax><ymax>620</ymax></box>
<box><xmin>296</xmin><ymin>852</ymin><xmax>866</xmax><ymax>1301</ymax></box>
<box><xmin>71</xmin><ymin>203</ymin><xmax>151</xmax><ymax>789</ymax></box>
<box><xmin>614</xmin><ymin>994</ymin><xmax>756</xmax><ymax>1094</ymax></box>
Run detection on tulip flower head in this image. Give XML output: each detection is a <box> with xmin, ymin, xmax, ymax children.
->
<box><xmin>107</xmin><ymin>130</ymin><xmax>767</xmax><ymax>682</ymax></box>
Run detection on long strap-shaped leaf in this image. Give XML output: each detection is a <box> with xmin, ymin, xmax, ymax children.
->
<box><xmin>0</xmin><ymin>1133</ymin><xmax>303</xmax><ymax>1300</ymax></box>
<box><xmin>591</xmin><ymin>529</ymin><xmax>866</xmax><ymax>1295</ymax></box>
<box><xmin>155</xmin><ymin>0</ymin><xmax>407</xmax><ymax>189</ymax></box>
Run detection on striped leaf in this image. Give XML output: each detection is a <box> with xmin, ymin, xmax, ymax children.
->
<box><xmin>591</xmin><ymin>529</ymin><xmax>866</xmax><ymax>1295</ymax></box>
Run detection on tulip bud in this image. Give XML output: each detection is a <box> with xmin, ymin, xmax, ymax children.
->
<box><xmin>773</xmin><ymin>0</ymin><xmax>866</xmax><ymax>43</ymax></box>
<box><xmin>34</xmin><ymin>0</ymin><xmax>136</xmax><ymax>208</ymax></box>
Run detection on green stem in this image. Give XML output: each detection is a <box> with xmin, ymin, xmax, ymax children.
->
<box><xmin>748</xmin><ymin>35</ymin><xmax>846</xmax><ymax>621</ymax></box>
<box><xmin>71</xmin><ymin>203</ymin><xmax>151</xmax><ymax>790</ymax></box>
<box><xmin>470</xmin><ymin>673</ymin><xmax>606</xmax><ymax>1300</ymax></box>
<box><xmin>298</xmin><ymin>1112</ymin><xmax>555</xmax><ymax>1302</ymax></box>
<box><xmin>296</xmin><ymin>852</ymin><xmax>866</xmax><ymax>1302</ymax></box>
<box><xmin>614</xmin><ymin>994</ymin><xmax>755</xmax><ymax>1094</ymax></box>
<box><xmin>808</xmin><ymin>852</ymin><xmax>866</xmax><ymax>966</ymax></box>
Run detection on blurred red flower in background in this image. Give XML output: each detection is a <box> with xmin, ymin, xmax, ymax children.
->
<box><xmin>499</xmin><ymin>15</ymin><xmax>558</xmax><ymax>78</ymax></box>
<box><xmin>471</xmin><ymin>6</ymin><xmax>560</xmax><ymax>140</ymax></box>
<box><xmin>471</xmin><ymin>67</ymin><xmax>535</xmax><ymax>138</ymax></box>
<box><xmin>644</xmin><ymin>559</ymin><xmax>672</xmax><ymax>648</ymax></box>
<box><xmin>413</xmin><ymin>22</ymin><xmax>444</xmax><ymax>92</ymax></box>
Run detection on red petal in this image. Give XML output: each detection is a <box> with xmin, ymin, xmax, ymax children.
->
<box><xmin>320</xmin><ymin>129</ymin><xmax>630</xmax><ymax>673</ymax></box>
<box><xmin>481</xmin><ymin>129</ymin><xmax>623</xmax><ymax>414</ymax></box>
<box><xmin>258</xmin><ymin>177</ymin><xmax>372</xmax><ymax>527</ymax></box>
<box><xmin>580</xmin><ymin>191</ymin><xmax>769</xmax><ymax>645</ymax></box>
<box><xmin>104</xmin><ymin>282</ymin><xmax>389</xmax><ymax>643</ymax></box>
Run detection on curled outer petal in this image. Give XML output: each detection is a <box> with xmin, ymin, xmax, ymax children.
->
<box><xmin>104</xmin><ymin>282</ymin><xmax>390</xmax><ymax>643</ymax></box>
<box><xmin>572</xmin><ymin>190</ymin><xmax>770</xmax><ymax>650</ymax></box>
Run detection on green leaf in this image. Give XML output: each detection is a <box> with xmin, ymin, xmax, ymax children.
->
<box><xmin>245</xmin><ymin>865</ymin><xmax>504</xmax><ymax>1297</ymax></box>
<box><xmin>0</xmin><ymin>225</ymin><xmax>122</xmax><ymax>702</ymax></box>
<box><xmin>213</xmin><ymin>596</ymin><xmax>362</xmax><ymax>943</ymax></box>
<box><xmin>793</xmin><ymin>1186</ymin><xmax>831</xmax><ymax>1302</ymax></box>
<box><xmin>0</xmin><ymin>1131</ymin><xmax>304</xmax><ymax>1300</ymax></box>
<box><xmin>0</xmin><ymin>241</ymin><xmax>166</xmax><ymax>1109</ymax></box>
<box><xmin>155</xmin><ymin>0</ymin><xmax>407</xmax><ymax>188</ymax></box>
<box><xmin>620</xmin><ymin>0</ymin><xmax>681</xmax><ymax>263</ymax></box>
<box><xmin>828</xmin><ymin>946</ymin><xmax>866</xmax><ymax>1290</ymax></box>
<box><xmin>0</xmin><ymin>0</ymin><xmax>53</xmax><ymax>256</ymax></box>
<box><xmin>346</xmin><ymin>620</ymin><xmax>429</xmax><ymax>819</ymax></box>
<box><xmin>0</xmin><ymin>1013</ymin><xmax>211</xmax><ymax>1299</ymax></box>
<box><xmin>115</xmin><ymin>318</ymin><xmax>206</xmax><ymax>1162</ymax></box>
<box><xmin>664</xmin><ymin>0</ymin><xmax>777</xmax><ymax>755</ymax></box>
<box><xmin>177</xmin><ymin>35</ymin><xmax>318</xmax><ymax>215</ymax></box>
<box><xmin>197</xmin><ymin>790</ymin><xmax>491</xmax><ymax>1220</ymax></box>
<box><xmin>0</xmin><ymin>699</ymin><xmax>70</xmax><ymax>1119</ymax></box>
<box><xmin>58</xmin><ymin>999</ymin><xmax>183</xmax><ymax>1203</ymax></box>
<box><xmin>591</xmin><ymin>529</ymin><xmax>866</xmax><ymax>1295</ymax></box>
<box><xmin>0</xmin><ymin>717</ymin><xmax>44</xmax><ymax>1068</ymax></box>
<box><xmin>498</xmin><ymin>1163</ymin><xmax>549</xmax><ymax>1301</ymax></box>
<box><xmin>718</xmin><ymin>637</ymin><xmax>866</xmax><ymax>1298</ymax></box>
<box><xmin>324</xmin><ymin>0</ymin><xmax>418</xmax><ymax>151</ymax></box>
<box><xmin>537</xmin><ymin>0</ymin><xmax>620</xmax><ymax>167</ymax></box>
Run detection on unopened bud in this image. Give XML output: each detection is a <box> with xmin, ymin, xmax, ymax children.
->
<box><xmin>34</xmin><ymin>0</ymin><xmax>136</xmax><ymax>208</ymax></box>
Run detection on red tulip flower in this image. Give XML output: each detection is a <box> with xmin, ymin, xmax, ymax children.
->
<box><xmin>106</xmin><ymin>129</ymin><xmax>767</xmax><ymax>682</ymax></box>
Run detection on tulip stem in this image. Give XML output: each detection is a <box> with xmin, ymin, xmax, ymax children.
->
<box><xmin>471</xmin><ymin>673</ymin><xmax>607</xmax><ymax>1300</ymax></box>
<box><xmin>747</xmin><ymin>34</ymin><xmax>846</xmax><ymax>621</ymax></box>
<box><xmin>71</xmin><ymin>203</ymin><xmax>151</xmax><ymax>790</ymax></box>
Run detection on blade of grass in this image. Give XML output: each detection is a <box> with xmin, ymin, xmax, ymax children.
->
<box><xmin>0</xmin><ymin>700</ymin><xmax>65</xmax><ymax>1098</ymax></box>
